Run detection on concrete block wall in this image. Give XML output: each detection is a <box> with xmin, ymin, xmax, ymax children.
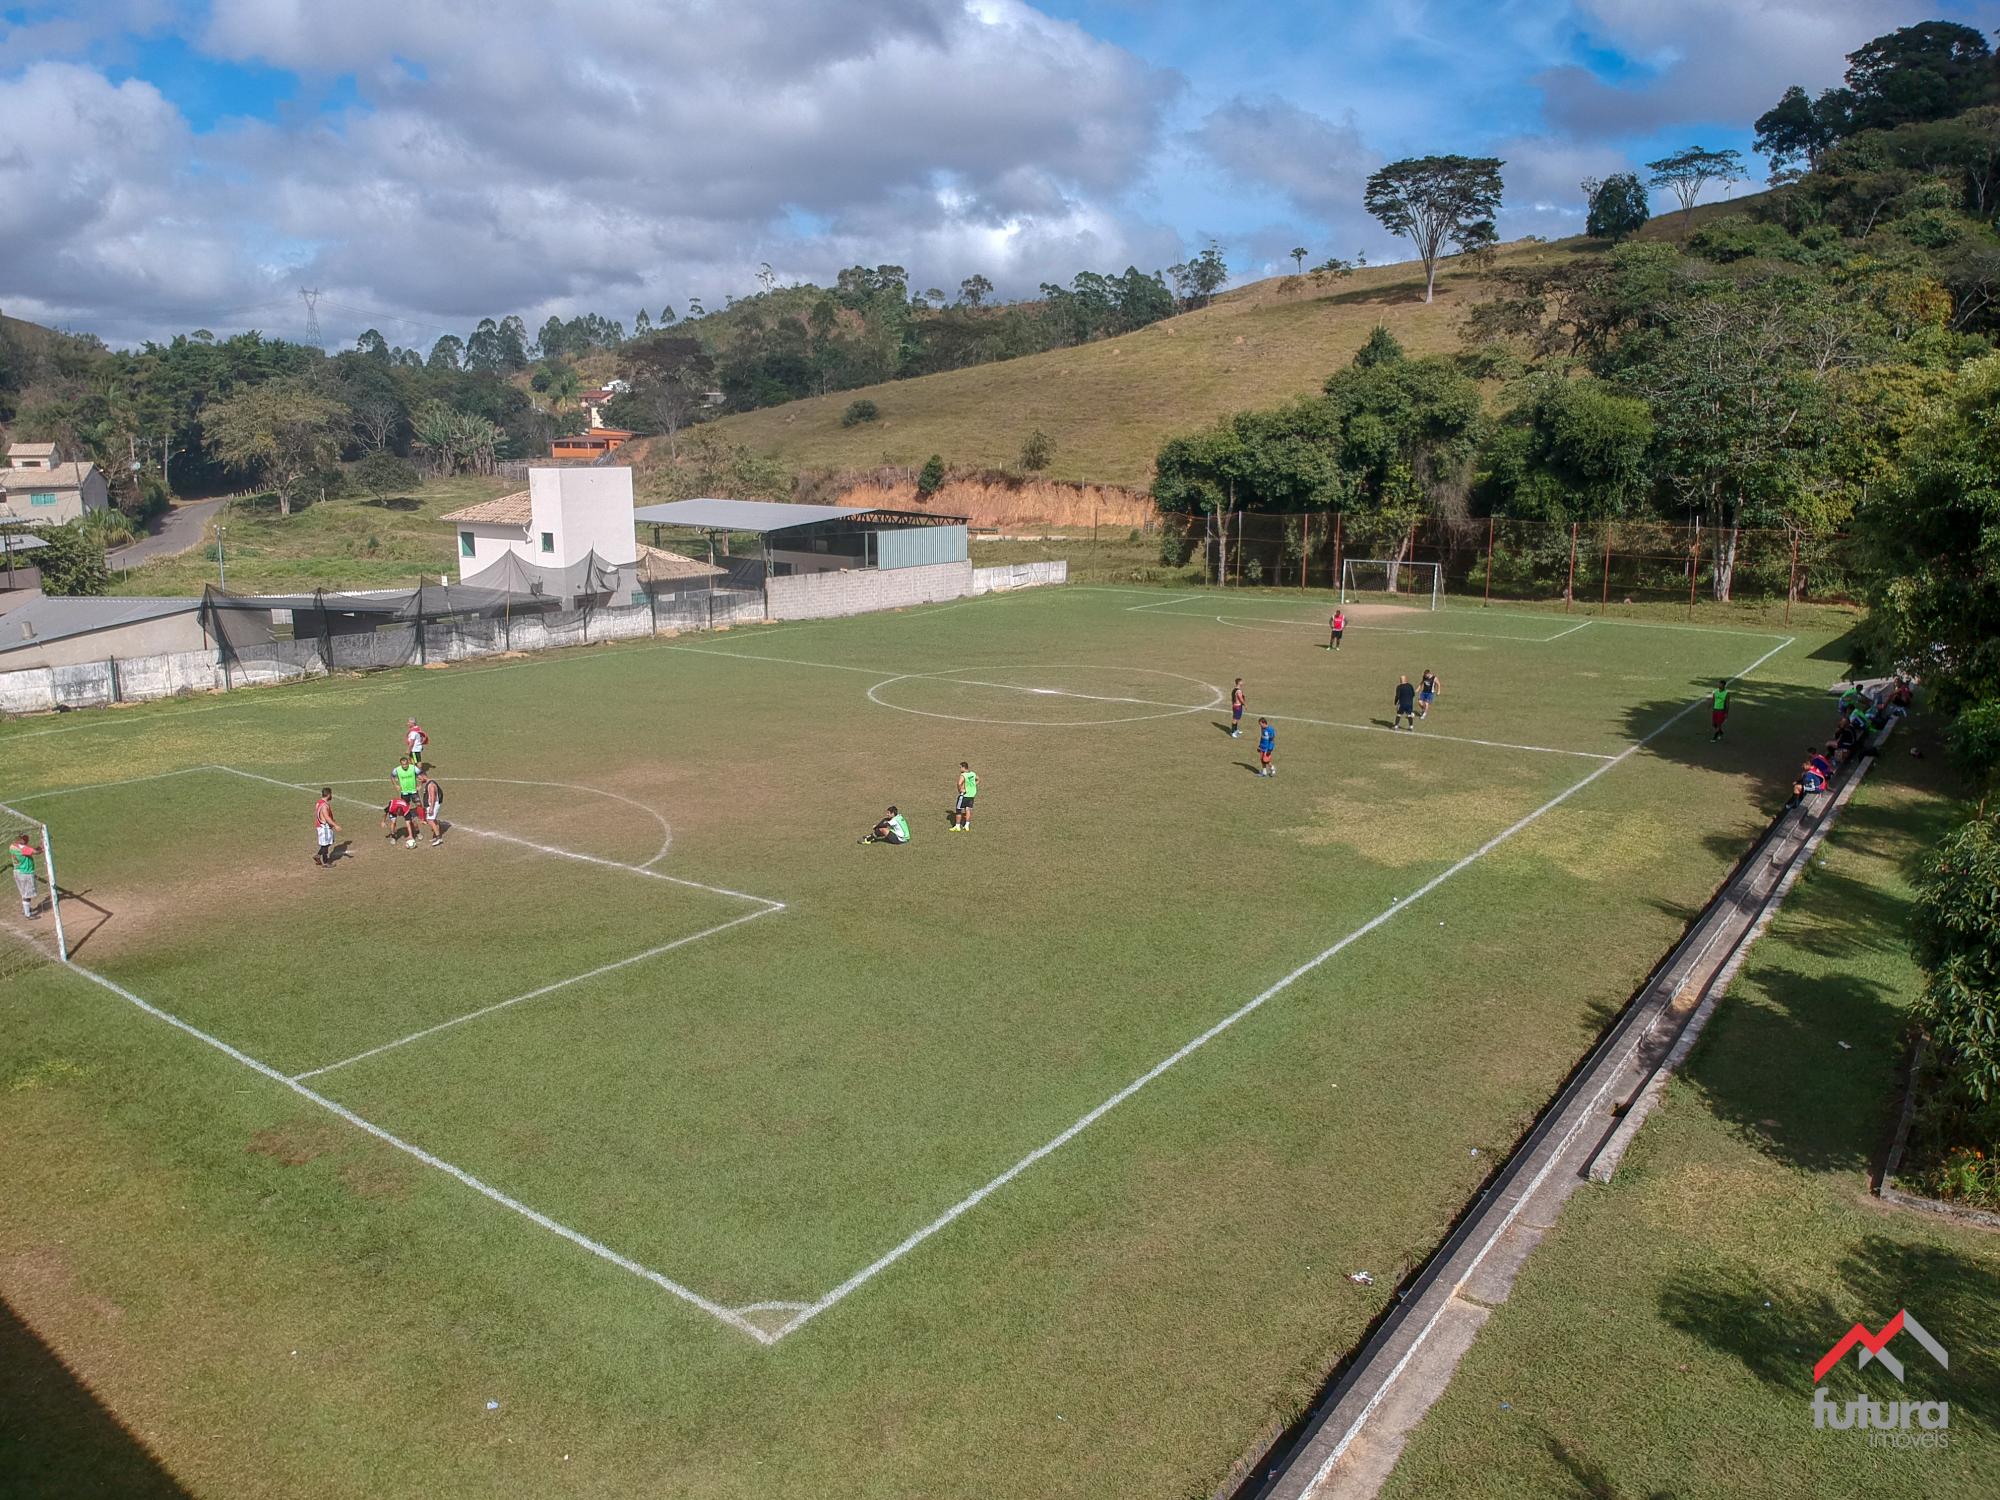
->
<box><xmin>972</xmin><ymin>560</ymin><xmax>1067</xmax><ymax>594</ymax></box>
<box><xmin>766</xmin><ymin>560</ymin><xmax>974</xmax><ymax>621</ymax></box>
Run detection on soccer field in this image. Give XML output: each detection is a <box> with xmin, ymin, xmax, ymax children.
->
<box><xmin>0</xmin><ymin>586</ymin><xmax>1852</xmax><ymax>1498</ymax></box>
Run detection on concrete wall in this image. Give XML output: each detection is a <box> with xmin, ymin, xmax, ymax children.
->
<box><xmin>455</xmin><ymin>521</ymin><xmax>529</xmax><ymax>579</ymax></box>
<box><xmin>2</xmin><ymin>608</ymin><xmax>211</xmax><ymax>669</ymax></box>
<box><xmin>766</xmin><ymin>559</ymin><xmax>974</xmax><ymax>620</ymax></box>
<box><xmin>530</xmin><ymin>466</ymin><xmax>637</xmax><ymax>568</ymax></box>
<box><xmin>972</xmin><ymin>560</ymin><xmax>1067</xmax><ymax>593</ymax></box>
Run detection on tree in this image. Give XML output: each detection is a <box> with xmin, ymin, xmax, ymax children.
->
<box><xmin>349</xmin><ymin>394</ymin><xmax>401</xmax><ymax>452</ymax></box>
<box><xmin>465</xmin><ymin>318</ymin><xmax>502</xmax><ymax>372</ymax></box>
<box><xmin>958</xmin><ymin>274</ymin><xmax>994</xmax><ymax>308</ymax></box>
<box><xmin>204</xmin><ymin>381</ymin><xmax>347</xmax><ymax>516</ymax></box>
<box><xmin>1583</xmin><ymin>173</ymin><xmax>1651</xmax><ymax>242</ymax></box>
<box><xmin>427</xmin><ymin>333</ymin><xmax>465</xmax><ymax>371</ymax></box>
<box><xmin>1353</xmin><ymin>325</ymin><xmax>1403</xmax><ymax>368</ymax></box>
<box><xmin>1167</xmin><ymin>242</ymin><xmax>1229</xmax><ymax>308</ymax></box>
<box><xmin>28</xmin><ymin>521</ymin><xmax>109</xmax><ymax>596</ymax></box>
<box><xmin>1753</xmin><ymin>86</ymin><xmax>1846</xmax><ymax>174</ymax></box>
<box><xmin>1482</xmin><ymin>375</ymin><xmax>1655</xmax><ymax>522</ymax></box>
<box><xmin>354</xmin><ymin>328</ymin><xmax>391</xmax><ymax>361</ymax></box>
<box><xmin>1019</xmin><ymin>429</ymin><xmax>1053</xmax><ymax>472</ymax></box>
<box><xmin>1362</xmin><ymin>156</ymin><xmax>1505</xmax><ymax>303</ymax></box>
<box><xmin>841</xmin><ymin>398</ymin><xmax>880</xmax><ymax>427</ymax></box>
<box><xmin>354</xmin><ymin>451</ymin><xmax>421</xmax><ymax>506</ymax></box>
<box><xmin>917</xmin><ymin>454</ymin><xmax>946</xmax><ymax>496</ymax></box>
<box><xmin>1846</xmin><ymin>20</ymin><xmax>1994</xmax><ymax>134</ymax></box>
<box><xmin>1289</xmin><ymin>246</ymin><xmax>1309</xmax><ymax>272</ymax></box>
<box><xmin>622</xmin><ymin>333</ymin><xmax>715</xmax><ymax>460</ymax></box>
<box><xmin>1912</xmin><ymin>813</ymin><xmax>2000</xmax><ymax>1102</ymax></box>
<box><xmin>1646</xmin><ymin>147</ymin><xmax>1745</xmax><ymax>236</ymax></box>
<box><xmin>496</xmin><ymin>315</ymin><xmax>530</xmax><ymax>371</ymax></box>
<box><xmin>634</xmin><ymin>309</ymin><xmax>652</xmax><ymax>335</ymax></box>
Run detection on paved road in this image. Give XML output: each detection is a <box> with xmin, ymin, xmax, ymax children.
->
<box><xmin>108</xmin><ymin>496</ymin><xmax>228</xmax><ymax>572</ymax></box>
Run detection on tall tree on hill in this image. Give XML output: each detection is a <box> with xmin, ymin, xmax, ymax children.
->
<box><xmin>427</xmin><ymin>333</ymin><xmax>465</xmax><ymax>371</ymax></box>
<box><xmin>1583</xmin><ymin>173</ymin><xmax>1651</xmax><ymax>242</ymax></box>
<box><xmin>1753</xmin><ymin>86</ymin><xmax>1848</xmax><ymax>175</ymax></box>
<box><xmin>622</xmin><ymin>333</ymin><xmax>716</xmax><ymax>462</ymax></box>
<box><xmin>1362</xmin><ymin>156</ymin><xmax>1504</xmax><ymax>303</ymax></box>
<box><xmin>1846</xmin><ymin>21</ymin><xmax>1994</xmax><ymax>134</ymax></box>
<box><xmin>1290</xmin><ymin>246</ymin><xmax>1309</xmax><ymax>272</ymax></box>
<box><xmin>1646</xmin><ymin>147</ymin><xmax>1744</xmax><ymax>237</ymax></box>
<box><xmin>204</xmin><ymin>381</ymin><xmax>346</xmax><ymax>517</ymax></box>
<box><xmin>1168</xmin><ymin>242</ymin><xmax>1229</xmax><ymax>308</ymax></box>
<box><xmin>958</xmin><ymin>274</ymin><xmax>993</xmax><ymax>308</ymax></box>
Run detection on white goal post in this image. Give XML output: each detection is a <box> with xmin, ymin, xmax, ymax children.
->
<box><xmin>1339</xmin><ymin>559</ymin><xmax>1442</xmax><ymax>610</ymax></box>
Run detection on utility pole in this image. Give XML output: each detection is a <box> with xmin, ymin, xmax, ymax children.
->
<box><xmin>216</xmin><ymin>525</ymin><xmax>227</xmax><ymax>589</ymax></box>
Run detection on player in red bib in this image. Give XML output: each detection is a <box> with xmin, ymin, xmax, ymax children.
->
<box><xmin>1328</xmin><ymin>609</ymin><xmax>1345</xmax><ymax>651</ymax></box>
<box><xmin>1230</xmin><ymin>678</ymin><xmax>1246</xmax><ymax>738</ymax></box>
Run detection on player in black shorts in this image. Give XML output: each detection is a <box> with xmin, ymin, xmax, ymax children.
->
<box><xmin>1394</xmin><ymin>674</ymin><xmax>1418</xmax><ymax>730</ymax></box>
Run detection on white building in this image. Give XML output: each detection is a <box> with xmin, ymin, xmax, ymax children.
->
<box><xmin>0</xmin><ymin>441</ymin><xmax>111</xmax><ymax>525</ymax></box>
<box><xmin>442</xmin><ymin>466</ymin><xmax>638</xmax><ymax>580</ymax></box>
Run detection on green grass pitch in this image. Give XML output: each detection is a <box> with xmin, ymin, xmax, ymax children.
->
<box><xmin>0</xmin><ymin>586</ymin><xmax>1855</xmax><ymax>1498</ymax></box>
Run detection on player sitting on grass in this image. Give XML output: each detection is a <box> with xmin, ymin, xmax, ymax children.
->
<box><xmin>1417</xmin><ymin>668</ymin><xmax>1441</xmax><ymax>719</ymax></box>
<box><xmin>952</xmin><ymin>763</ymin><xmax>977</xmax><ymax>831</ymax></box>
<box><xmin>1393</xmin><ymin>675</ymin><xmax>1417</xmax><ymax>731</ymax></box>
<box><xmin>860</xmin><ymin>806</ymin><xmax>911</xmax><ymax>845</ymax></box>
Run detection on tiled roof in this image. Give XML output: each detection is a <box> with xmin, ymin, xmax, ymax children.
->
<box><xmin>7</xmin><ymin>442</ymin><xmax>57</xmax><ymax>459</ymax></box>
<box><xmin>0</xmin><ymin>462</ymin><xmax>94</xmax><ymax>491</ymax></box>
<box><xmin>636</xmin><ymin>543</ymin><xmax>727</xmax><ymax>582</ymax></box>
<box><xmin>440</xmin><ymin>490</ymin><xmax>532</xmax><ymax>526</ymax></box>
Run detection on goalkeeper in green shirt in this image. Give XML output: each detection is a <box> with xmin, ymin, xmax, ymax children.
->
<box><xmin>861</xmin><ymin>806</ymin><xmax>911</xmax><ymax>845</ymax></box>
<box><xmin>952</xmin><ymin>762</ymin><xmax>978</xmax><ymax>831</ymax></box>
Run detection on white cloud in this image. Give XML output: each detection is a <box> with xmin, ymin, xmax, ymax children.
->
<box><xmin>1</xmin><ymin>0</ymin><xmax>1185</xmax><ymax>345</ymax></box>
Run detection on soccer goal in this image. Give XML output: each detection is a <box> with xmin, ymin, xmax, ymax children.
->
<box><xmin>1339</xmin><ymin>559</ymin><xmax>1442</xmax><ymax>610</ymax></box>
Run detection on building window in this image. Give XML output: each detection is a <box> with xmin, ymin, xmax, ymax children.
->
<box><xmin>29</xmin><ymin>492</ymin><xmax>57</xmax><ymax>507</ymax></box>
<box><xmin>459</xmin><ymin>531</ymin><xmax>476</xmax><ymax>558</ymax></box>
<box><xmin>540</xmin><ymin>531</ymin><xmax>555</xmax><ymax>554</ymax></box>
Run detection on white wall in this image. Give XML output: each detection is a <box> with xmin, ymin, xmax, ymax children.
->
<box><xmin>766</xmin><ymin>560</ymin><xmax>975</xmax><ymax>620</ymax></box>
<box><xmin>455</xmin><ymin>522</ymin><xmax>530</xmax><ymax>579</ymax></box>
<box><xmin>529</xmin><ymin>467</ymin><xmax>636</xmax><ymax>568</ymax></box>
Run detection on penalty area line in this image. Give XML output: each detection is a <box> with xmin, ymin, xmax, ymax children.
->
<box><xmin>290</xmin><ymin>903</ymin><xmax>782</xmax><ymax>1081</ymax></box>
<box><xmin>0</xmin><ymin>926</ymin><xmax>774</xmax><ymax>1344</ymax></box>
<box><xmin>769</xmin><ymin>632</ymin><xmax>1796</xmax><ymax>1341</ymax></box>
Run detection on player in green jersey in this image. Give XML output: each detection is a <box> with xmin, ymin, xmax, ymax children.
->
<box><xmin>952</xmin><ymin>762</ymin><xmax>978</xmax><ymax>830</ymax></box>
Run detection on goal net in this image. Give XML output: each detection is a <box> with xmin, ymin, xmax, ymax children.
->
<box><xmin>1340</xmin><ymin>559</ymin><xmax>1441</xmax><ymax>610</ymax></box>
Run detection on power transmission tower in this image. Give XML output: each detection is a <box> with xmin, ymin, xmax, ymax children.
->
<box><xmin>299</xmin><ymin>287</ymin><xmax>323</xmax><ymax>349</ymax></box>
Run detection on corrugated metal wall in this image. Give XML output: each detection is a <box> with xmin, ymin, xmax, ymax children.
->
<box><xmin>874</xmin><ymin>525</ymin><xmax>968</xmax><ymax>570</ymax></box>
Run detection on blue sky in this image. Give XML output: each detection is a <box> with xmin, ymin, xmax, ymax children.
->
<box><xmin>1</xmin><ymin>1</ymin><xmax>1994</xmax><ymax>348</ymax></box>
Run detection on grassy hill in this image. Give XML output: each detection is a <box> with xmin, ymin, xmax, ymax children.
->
<box><xmin>688</xmin><ymin>202</ymin><xmax>1756</xmax><ymax>493</ymax></box>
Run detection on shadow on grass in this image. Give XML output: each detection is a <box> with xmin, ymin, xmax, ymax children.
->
<box><xmin>1317</xmin><ymin>278</ymin><xmax>1435</xmax><ymax>307</ymax></box>
<box><xmin>1616</xmin><ymin>680</ymin><xmax>1840</xmax><ymax>782</ymax></box>
<box><xmin>0</xmin><ymin>1294</ymin><xmax>190</xmax><ymax>1497</ymax></box>
<box><xmin>360</xmin><ymin>497</ymin><xmax>422</xmax><ymax>512</ymax></box>
<box><xmin>1658</xmin><ymin>1239</ymin><xmax>1992</xmax><ymax>1424</ymax></box>
<box><xmin>1542</xmin><ymin>1431</ymin><xmax>1679</xmax><ymax>1500</ymax></box>
<box><xmin>48</xmin><ymin>885</ymin><xmax>113</xmax><ymax>958</ymax></box>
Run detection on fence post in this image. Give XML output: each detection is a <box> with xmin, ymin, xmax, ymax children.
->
<box><xmin>1601</xmin><ymin>523</ymin><xmax>1612</xmax><ymax>611</ymax></box>
<box><xmin>1565</xmin><ymin>522</ymin><xmax>1578</xmax><ymax>612</ymax></box>
<box><xmin>1333</xmin><ymin>511</ymin><xmax>1344</xmax><ymax>594</ymax></box>
<box><xmin>107</xmin><ymin>655</ymin><xmax>120</xmax><ymax>704</ymax></box>
<box><xmin>1786</xmin><ymin>532</ymin><xmax>1799</xmax><ymax>626</ymax></box>
<box><xmin>416</xmin><ymin>584</ymin><xmax>427</xmax><ymax>667</ymax></box>
<box><xmin>1688</xmin><ymin>527</ymin><xmax>1700</xmax><ymax>615</ymax></box>
<box><xmin>1236</xmin><ymin>509</ymin><xmax>1245</xmax><ymax>587</ymax></box>
<box><xmin>1484</xmin><ymin>516</ymin><xmax>1494</xmax><ymax>606</ymax></box>
<box><xmin>1300</xmin><ymin>512</ymin><xmax>1309</xmax><ymax>590</ymax></box>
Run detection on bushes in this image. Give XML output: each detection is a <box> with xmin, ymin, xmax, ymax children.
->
<box><xmin>917</xmin><ymin>454</ymin><xmax>946</xmax><ymax>497</ymax></box>
<box><xmin>840</xmin><ymin>399</ymin><xmax>880</xmax><ymax>427</ymax></box>
<box><xmin>32</xmin><ymin>520</ymin><xmax>110</xmax><ymax>596</ymax></box>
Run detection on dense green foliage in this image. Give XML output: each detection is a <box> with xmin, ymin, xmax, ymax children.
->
<box><xmin>30</xmin><ymin>519</ymin><xmax>112</xmax><ymax>596</ymax></box>
<box><xmin>1912</xmin><ymin>813</ymin><xmax>2000</xmax><ymax>1103</ymax></box>
<box><xmin>1583</xmin><ymin>172</ymin><xmax>1651</xmax><ymax>241</ymax></box>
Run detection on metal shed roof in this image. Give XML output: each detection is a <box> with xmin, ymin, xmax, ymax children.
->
<box><xmin>631</xmin><ymin>498</ymin><xmax>967</xmax><ymax>532</ymax></box>
<box><xmin>1</xmin><ymin>595</ymin><xmax>201</xmax><ymax>654</ymax></box>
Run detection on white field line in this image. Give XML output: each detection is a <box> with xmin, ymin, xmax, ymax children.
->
<box><xmin>1260</xmin><ymin>711</ymin><xmax>1614</xmax><ymax>761</ymax></box>
<box><xmin>768</xmin><ymin>632</ymin><xmax>1797</xmax><ymax>1341</ymax></box>
<box><xmin>1212</xmin><ymin>614</ymin><xmax>1583</xmax><ymax>645</ymax></box>
<box><xmin>1544</xmin><ymin>620</ymin><xmax>1592</xmax><ymax>640</ymax></box>
<box><xmin>292</xmin><ymin>904</ymin><xmax>780</xmax><ymax>1080</ymax></box>
<box><xmin>0</xmin><ymin>917</ymin><xmax>775</xmax><ymax>1344</ymax></box>
<box><xmin>1123</xmin><ymin>592</ymin><xmax>1211</xmax><ymax>613</ymax></box>
<box><xmin>654</xmin><ymin>643</ymin><xmax>899</xmax><ymax>675</ymax></box>
<box><xmin>217</xmin><ymin>767</ymin><xmax>782</xmax><ymax>910</ymax></box>
<box><xmin>321</xmin><ymin>775</ymin><xmax>675</xmax><ymax>868</ymax></box>
<box><xmin>6</xmin><ymin>765</ymin><xmax>216</xmax><ymax>803</ymax></box>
